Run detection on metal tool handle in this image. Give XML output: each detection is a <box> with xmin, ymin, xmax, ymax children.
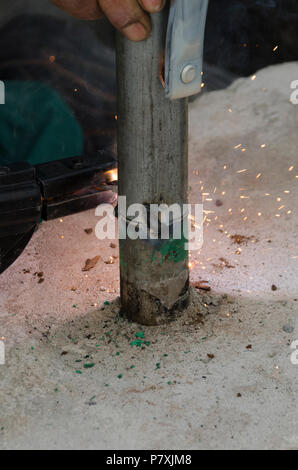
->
<box><xmin>165</xmin><ymin>0</ymin><xmax>209</xmax><ymax>100</ymax></box>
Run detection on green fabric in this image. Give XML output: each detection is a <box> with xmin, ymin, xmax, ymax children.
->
<box><xmin>0</xmin><ymin>81</ymin><xmax>83</xmax><ymax>166</ymax></box>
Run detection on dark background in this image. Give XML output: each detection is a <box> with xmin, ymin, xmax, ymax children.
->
<box><xmin>0</xmin><ymin>0</ymin><xmax>296</xmax><ymax>154</ymax></box>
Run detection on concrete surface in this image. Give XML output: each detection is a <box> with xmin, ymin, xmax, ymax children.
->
<box><xmin>1</xmin><ymin>62</ymin><xmax>298</xmax><ymax>450</ymax></box>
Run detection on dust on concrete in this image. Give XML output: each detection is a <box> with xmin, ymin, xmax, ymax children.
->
<box><xmin>1</xmin><ymin>62</ymin><xmax>298</xmax><ymax>449</ymax></box>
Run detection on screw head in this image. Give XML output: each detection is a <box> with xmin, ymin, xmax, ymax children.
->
<box><xmin>181</xmin><ymin>65</ymin><xmax>196</xmax><ymax>84</ymax></box>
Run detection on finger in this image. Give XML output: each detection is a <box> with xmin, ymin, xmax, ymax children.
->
<box><xmin>138</xmin><ymin>0</ymin><xmax>166</xmax><ymax>13</ymax></box>
<box><xmin>51</xmin><ymin>0</ymin><xmax>103</xmax><ymax>20</ymax></box>
<box><xmin>98</xmin><ymin>0</ymin><xmax>151</xmax><ymax>42</ymax></box>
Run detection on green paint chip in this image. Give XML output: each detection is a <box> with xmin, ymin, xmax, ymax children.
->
<box><xmin>83</xmin><ymin>363</ymin><xmax>95</xmax><ymax>369</ymax></box>
<box><xmin>75</xmin><ymin>370</ymin><xmax>82</xmax><ymax>375</ymax></box>
<box><xmin>130</xmin><ymin>337</ymin><xmax>150</xmax><ymax>347</ymax></box>
<box><xmin>117</xmin><ymin>374</ymin><xmax>123</xmax><ymax>379</ymax></box>
<box><xmin>135</xmin><ymin>331</ymin><xmax>145</xmax><ymax>339</ymax></box>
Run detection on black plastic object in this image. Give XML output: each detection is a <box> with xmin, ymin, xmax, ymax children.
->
<box><xmin>36</xmin><ymin>152</ymin><xmax>117</xmax><ymax>220</ymax></box>
<box><xmin>0</xmin><ymin>154</ymin><xmax>117</xmax><ymax>274</ymax></box>
<box><xmin>0</xmin><ymin>162</ymin><xmax>41</xmax><ymax>273</ymax></box>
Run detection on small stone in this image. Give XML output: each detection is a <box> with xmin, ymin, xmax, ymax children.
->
<box><xmin>271</xmin><ymin>284</ymin><xmax>278</xmax><ymax>291</ymax></box>
<box><xmin>283</xmin><ymin>324</ymin><xmax>294</xmax><ymax>334</ymax></box>
<box><xmin>100</xmin><ymin>287</ymin><xmax>106</xmax><ymax>292</ymax></box>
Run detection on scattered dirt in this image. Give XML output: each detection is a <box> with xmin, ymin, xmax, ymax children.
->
<box><xmin>212</xmin><ymin>258</ymin><xmax>235</xmax><ymax>270</ymax></box>
<box><xmin>191</xmin><ymin>281</ymin><xmax>211</xmax><ymax>292</ymax></box>
<box><xmin>82</xmin><ymin>256</ymin><xmax>101</xmax><ymax>272</ymax></box>
<box><xmin>230</xmin><ymin>234</ymin><xmax>255</xmax><ymax>245</ymax></box>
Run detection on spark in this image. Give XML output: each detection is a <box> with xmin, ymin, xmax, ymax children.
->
<box><xmin>260</xmin><ymin>144</ymin><xmax>266</xmax><ymax>148</ymax></box>
<box><xmin>288</xmin><ymin>166</ymin><xmax>294</xmax><ymax>172</ymax></box>
<box><xmin>273</xmin><ymin>45</ymin><xmax>279</xmax><ymax>52</ymax></box>
<box><xmin>237</xmin><ymin>169</ymin><xmax>247</xmax><ymax>174</ymax></box>
<box><xmin>234</xmin><ymin>144</ymin><xmax>242</xmax><ymax>149</ymax></box>
<box><xmin>256</xmin><ymin>173</ymin><xmax>262</xmax><ymax>179</ymax></box>
<box><xmin>251</xmin><ymin>75</ymin><xmax>256</xmax><ymax>81</ymax></box>
<box><xmin>105</xmin><ymin>168</ymin><xmax>118</xmax><ymax>183</ymax></box>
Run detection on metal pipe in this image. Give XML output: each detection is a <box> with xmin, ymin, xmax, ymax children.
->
<box><xmin>116</xmin><ymin>6</ymin><xmax>189</xmax><ymax>325</ymax></box>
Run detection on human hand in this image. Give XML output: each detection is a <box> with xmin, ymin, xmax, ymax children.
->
<box><xmin>51</xmin><ymin>0</ymin><xmax>166</xmax><ymax>41</ymax></box>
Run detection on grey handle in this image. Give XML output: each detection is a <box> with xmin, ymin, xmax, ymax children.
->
<box><xmin>165</xmin><ymin>0</ymin><xmax>209</xmax><ymax>100</ymax></box>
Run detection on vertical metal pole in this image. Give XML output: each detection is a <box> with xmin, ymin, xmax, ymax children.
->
<box><xmin>116</xmin><ymin>6</ymin><xmax>189</xmax><ymax>325</ymax></box>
